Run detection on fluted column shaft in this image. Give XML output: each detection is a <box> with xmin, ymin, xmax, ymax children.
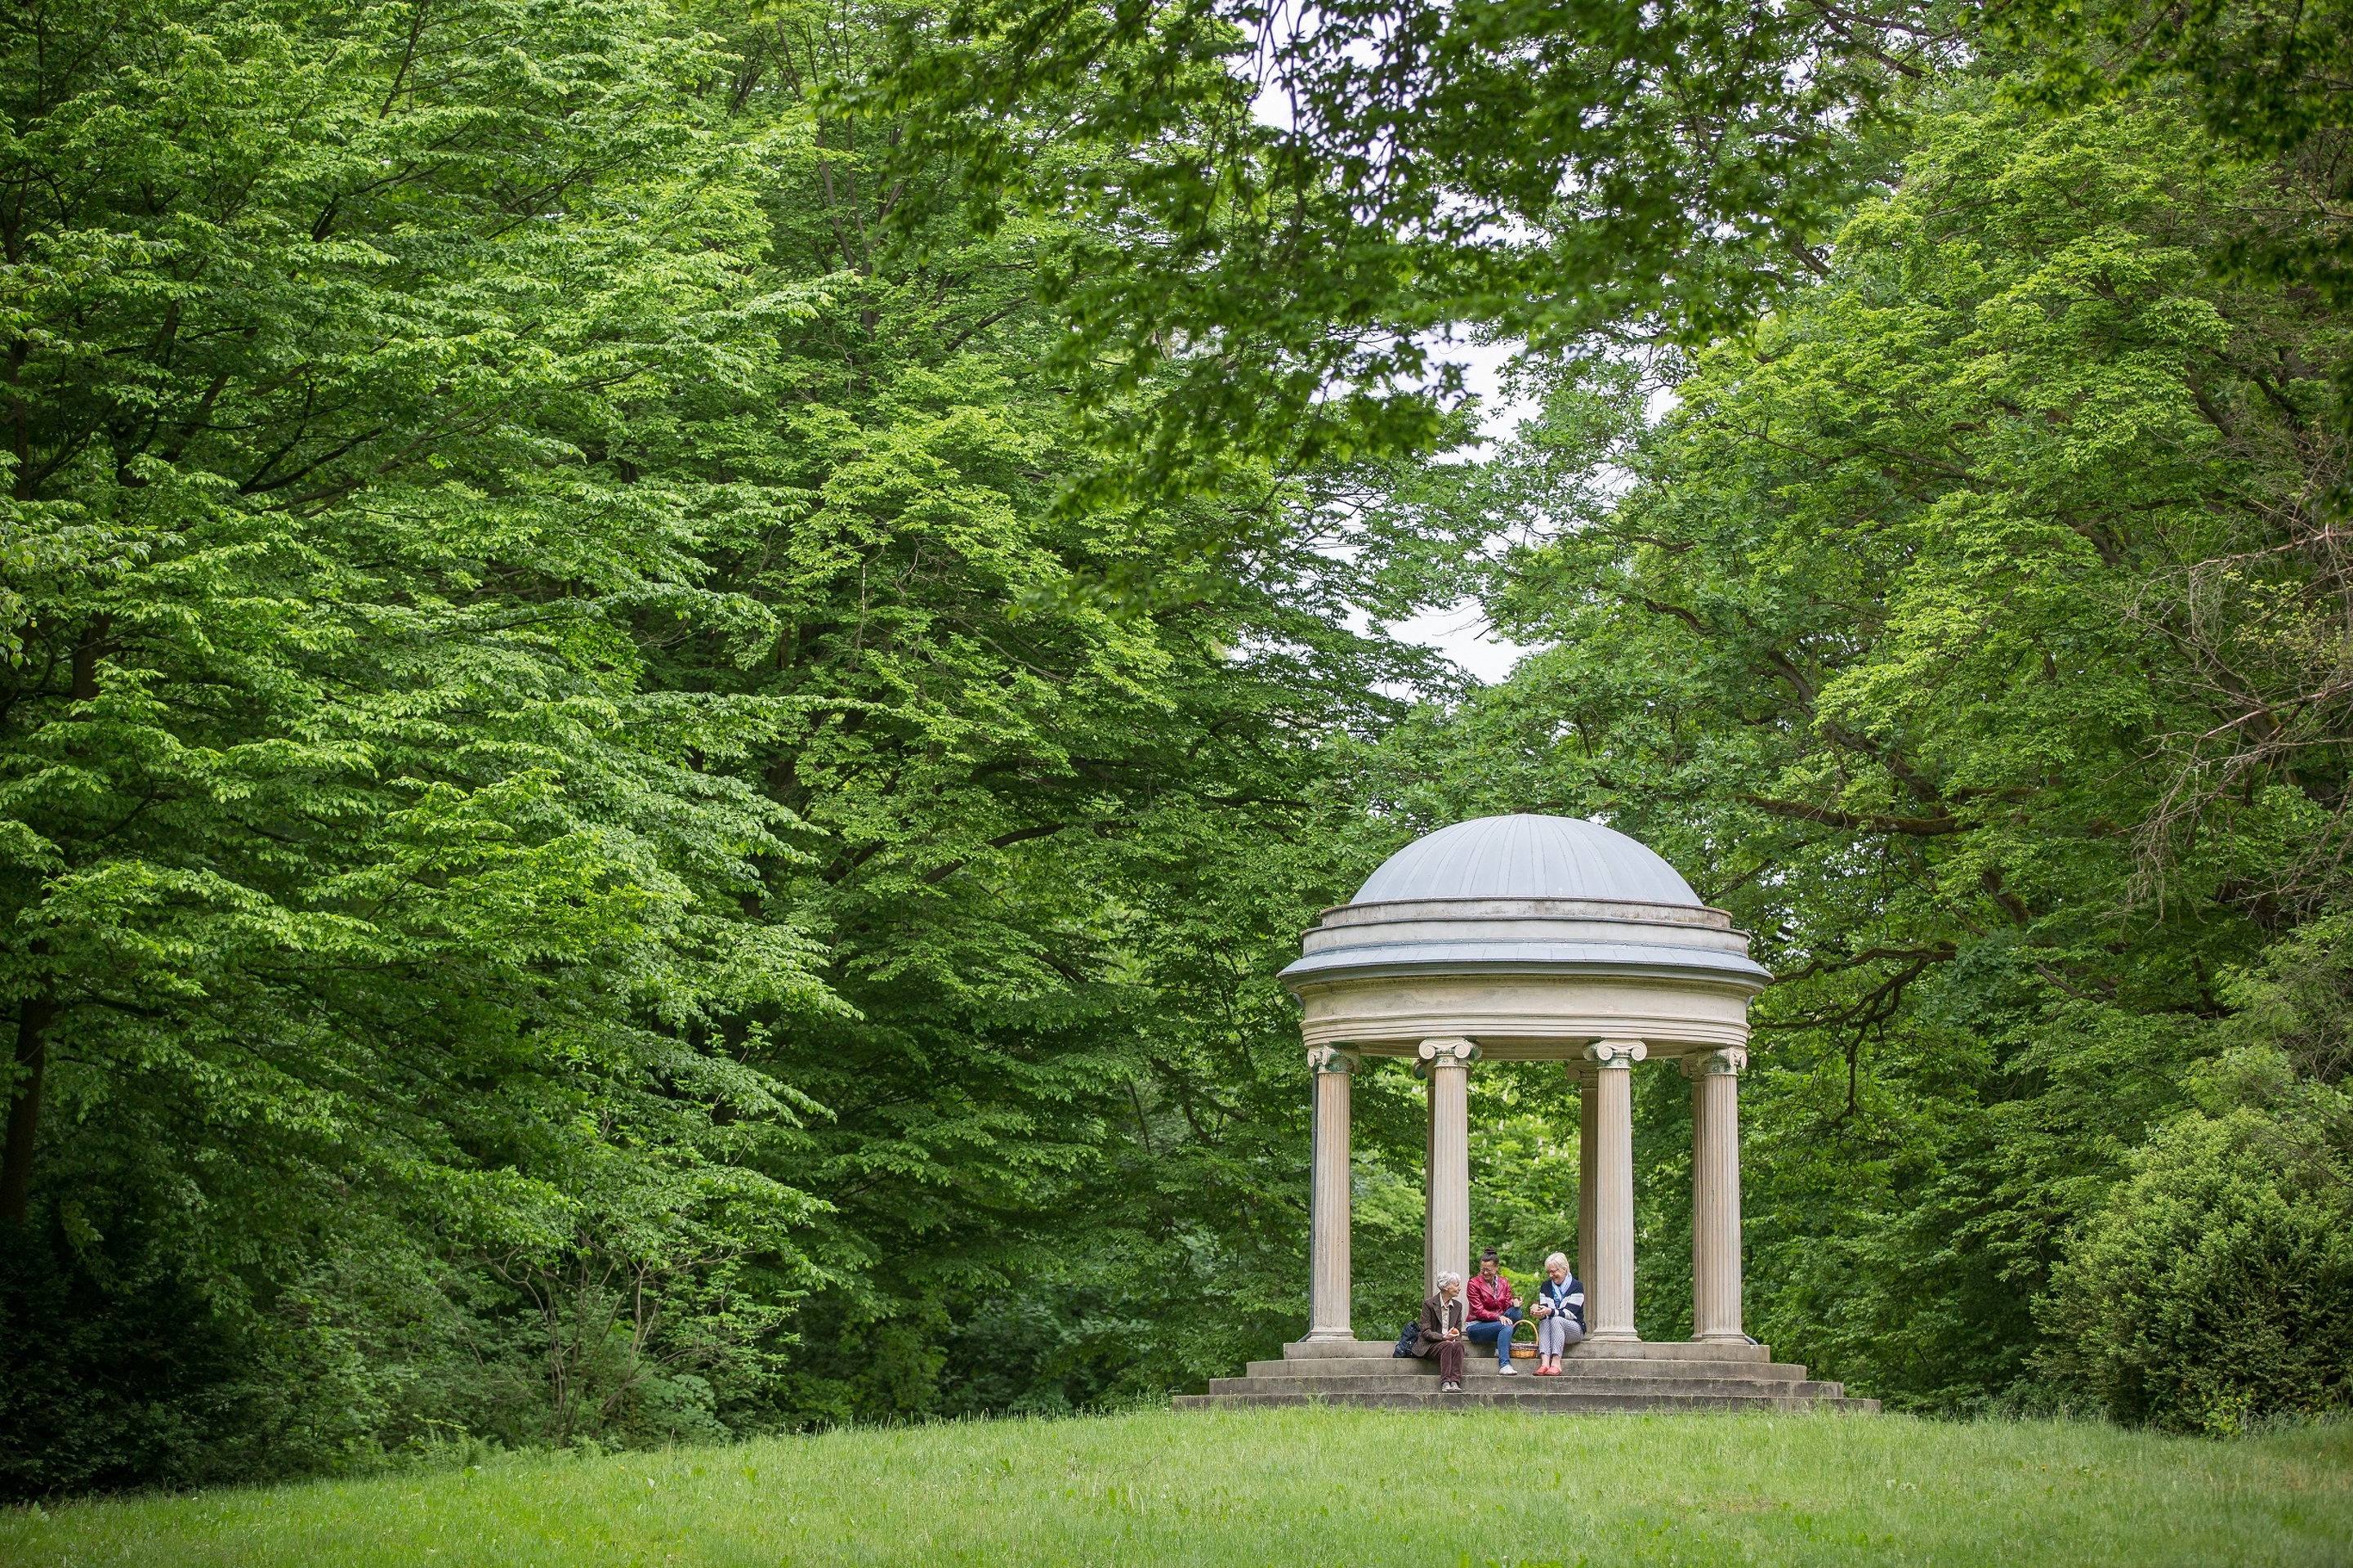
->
<box><xmin>1575</xmin><ymin>1063</ymin><xmax>1597</xmax><ymax>1292</ymax></box>
<box><xmin>1306</xmin><ymin>1048</ymin><xmax>1356</xmax><ymax>1340</ymax></box>
<box><xmin>1421</xmin><ymin>1037</ymin><xmax>1476</xmax><ymax>1293</ymax></box>
<box><xmin>1422</xmin><ymin>1077</ymin><xmax>1438</xmax><ymax>1294</ymax></box>
<box><xmin>1584</xmin><ymin>1038</ymin><xmax>1646</xmax><ymax>1341</ymax></box>
<box><xmin>1689</xmin><ymin>1047</ymin><xmax>1748</xmax><ymax>1343</ymax></box>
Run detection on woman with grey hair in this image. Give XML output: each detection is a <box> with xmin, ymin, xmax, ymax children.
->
<box><xmin>1530</xmin><ymin>1251</ymin><xmax>1586</xmax><ymax>1375</ymax></box>
<box><xmin>1410</xmin><ymin>1271</ymin><xmax>1470</xmax><ymax>1392</ymax></box>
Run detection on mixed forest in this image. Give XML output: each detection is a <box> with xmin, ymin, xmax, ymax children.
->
<box><xmin>1</xmin><ymin>0</ymin><xmax>2348</xmax><ymax>1498</ymax></box>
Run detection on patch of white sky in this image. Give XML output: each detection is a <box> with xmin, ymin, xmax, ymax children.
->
<box><xmin>1239</xmin><ymin>36</ymin><xmax>1685</xmax><ymax>688</ymax></box>
<box><xmin>1373</xmin><ymin>336</ymin><xmax>1544</xmax><ymax>686</ymax></box>
<box><xmin>1239</xmin><ymin>39</ymin><xmax>1542</xmax><ymax>686</ymax></box>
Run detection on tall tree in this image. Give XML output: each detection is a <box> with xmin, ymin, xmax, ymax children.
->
<box><xmin>0</xmin><ymin>0</ymin><xmax>846</xmax><ymax>1490</ymax></box>
<box><xmin>624</xmin><ymin>0</ymin><xmax>1481</xmax><ymax>1418</ymax></box>
<box><xmin>1363</xmin><ymin>79</ymin><xmax>2348</xmax><ymax>1405</ymax></box>
<box><xmin>867</xmin><ymin>0</ymin><xmax>1942</xmax><ymax>501</ymax></box>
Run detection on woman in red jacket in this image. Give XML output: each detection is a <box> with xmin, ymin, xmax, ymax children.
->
<box><xmin>1463</xmin><ymin>1248</ymin><xmax>1524</xmax><ymax>1375</ymax></box>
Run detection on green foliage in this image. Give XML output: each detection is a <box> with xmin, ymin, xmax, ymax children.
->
<box><xmin>1980</xmin><ymin>0</ymin><xmax>2353</xmax><ymax>467</ymax></box>
<box><xmin>1358</xmin><ymin>78</ymin><xmax>2351</xmax><ymax>1411</ymax></box>
<box><xmin>1467</xmin><ymin>1068</ymin><xmax>1584</xmax><ymax>1292</ymax></box>
<box><xmin>2038</xmin><ymin>1057</ymin><xmax>2353</xmax><ymax>1433</ymax></box>
<box><xmin>0</xmin><ymin>0</ymin><xmax>1475</xmax><ymax>1493</ymax></box>
<box><xmin>2217</xmin><ymin>914</ymin><xmax>2353</xmax><ymax>1085</ymax></box>
<box><xmin>2038</xmin><ymin>928</ymin><xmax>2353</xmax><ymax>1432</ymax></box>
<box><xmin>9</xmin><ymin>0</ymin><xmax>2353</xmax><ymax>1496</ymax></box>
<box><xmin>0</xmin><ymin>0</ymin><xmax>840</xmax><ymax>1492</ymax></box>
<box><xmin>654</xmin><ymin>34</ymin><xmax>1449</xmax><ymax>1419</ymax></box>
<box><xmin>867</xmin><ymin>0</ymin><xmax>1934</xmax><ymax>499</ymax></box>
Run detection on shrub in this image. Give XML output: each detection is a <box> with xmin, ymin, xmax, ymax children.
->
<box><xmin>2037</xmin><ymin>1076</ymin><xmax>2353</xmax><ymax>1434</ymax></box>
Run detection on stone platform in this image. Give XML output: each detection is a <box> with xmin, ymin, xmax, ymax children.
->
<box><xmin>1173</xmin><ymin>1337</ymin><xmax>1879</xmax><ymax>1414</ymax></box>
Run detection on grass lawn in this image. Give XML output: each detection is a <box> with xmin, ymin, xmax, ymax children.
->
<box><xmin>2</xmin><ymin>1408</ymin><xmax>2347</xmax><ymax>1566</ymax></box>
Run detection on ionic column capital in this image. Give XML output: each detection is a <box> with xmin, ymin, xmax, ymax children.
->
<box><xmin>1683</xmin><ymin>1047</ymin><xmax>1748</xmax><ymax>1079</ymax></box>
<box><xmin>1306</xmin><ymin>1046</ymin><xmax>1359</xmax><ymax>1075</ymax></box>
<box><xmin>1417</xmin><ymin>1037</ymin><xmax>1480</xmax><ymax>1066</ymax></box>
<box><xmin>1583</xmin><ymin>1038</ymin><xmax>1648</xmax><ymax>1069</ymax></box>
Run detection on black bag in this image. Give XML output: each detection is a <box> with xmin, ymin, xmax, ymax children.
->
<box><xmin>1391</xmin><ymin>1320</ymin><xmax>1418</xmax><ymax>1357</ymax></box>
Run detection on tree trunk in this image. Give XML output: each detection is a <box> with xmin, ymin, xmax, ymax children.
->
<box><xmin>1</xmin><ymin>990</ymin><xmax>53</xmax><ymax>1226</ymax></box>
<box><xmin>0</xmin><ymin>620</ymin><xmax>102</xmax><ymax>1225</ymax></box>
<box><xmin>71</xmin><ymin>615</ymin><xmax>107</xmax><ymax>704</ymax></box>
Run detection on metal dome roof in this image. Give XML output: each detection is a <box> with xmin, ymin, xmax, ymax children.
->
<box><xmin>1279</xmin><ymin>814</ymin><xmax>1767</xmax><ymax>994</ymax></box>
<box><xmin>1351</xmin><ymin>815</ymin><xmax>1702</xmax><ymax>906</ymax></box>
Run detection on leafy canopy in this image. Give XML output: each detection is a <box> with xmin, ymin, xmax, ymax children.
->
<box><xmin>866</xmin><ymin>0</ymin><xmax>1940</xmax><ymax>497</ymax></box>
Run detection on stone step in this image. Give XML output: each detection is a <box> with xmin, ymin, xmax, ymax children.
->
<box><xmin>1210</xmin><ymin>1336</ymin><xmax>1878</xmax><ymax>1418</ymax></box>
<box><xmin>1282</xmin><ymin>1338</ymin><xmax>1770</xmax><ymax>1364</ymax></box>
<box><xmin>1213</xmin><ymin>1374</ymin><xmax>1847</xmax><ymax>1399</ymax></box>
<box><xmin>1239</xmin><ymin>1362</ymin><xmax>1832</xmax><ymax>1386</ymax></box>
<box><xmin>1175</xmin><ymin>1390</ymin><xmax>1882</xmax><ymax>1414</ymax></box>
<box><xmin>1247</xmin><ymin>1356</ymin><xmax>1813</xmax><ymax>1383</ymax></box>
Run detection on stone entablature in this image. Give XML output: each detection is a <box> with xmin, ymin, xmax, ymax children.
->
<box><xmin>1289</xmin><ymin>895</ymin><xmax>1765</xmax><ymax>983</ymax></box>
<box><xmin>1293</xmin><ymin>972</ymin><xmax>1754</xmax><ymax>1054</ymax></box>
<box><xmin>1284</xmin><ymin>890</ymin><xmax>1766</xmax><ymax>1057</ymax></box>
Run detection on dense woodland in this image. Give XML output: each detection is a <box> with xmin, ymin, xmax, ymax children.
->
<box><xmin>1</xmin><ymin>0</ymin><xmax>2348</xmax><ymax>1497</ymax></box>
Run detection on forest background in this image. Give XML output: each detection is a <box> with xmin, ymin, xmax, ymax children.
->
<box><xmin>0</xmin><ymin>0</ymin><xmax>2348</xmax><ymax>1499</ymax></box>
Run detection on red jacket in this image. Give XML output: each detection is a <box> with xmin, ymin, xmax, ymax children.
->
<box><xmin>1466</xmin><ymin>1271</ymin><xmax>1516</xmax><ymax>1322</ymax></box>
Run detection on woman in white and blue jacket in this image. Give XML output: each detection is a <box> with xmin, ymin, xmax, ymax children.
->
<box><xmin>1532</xmin><ymin>1252</ymin><xmax>1585</xmax><ymax>1374</ymax></box>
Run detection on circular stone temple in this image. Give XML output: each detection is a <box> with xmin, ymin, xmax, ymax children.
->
<box><xmin>1281</xmin><ymin>813</ymin><xmax>1766</xmax><ymax>1346</ymax></box>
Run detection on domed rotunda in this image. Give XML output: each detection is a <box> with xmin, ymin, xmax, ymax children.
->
<box><xmin>1283</xmin><ymin>813</ymin><xmax>1767</xmax><ymax>1039</ymax></box>
<box><xmin>1283</xmin><ymin>814</ymin><xmax>1766</xmax><ymax>1348</ymax></box>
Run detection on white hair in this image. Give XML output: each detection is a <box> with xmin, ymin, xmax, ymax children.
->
<box><xmin>1545</xmin><ymin>1252</ymin><xmax>1569</xmax><ymax>1271</ymax></box>
<box><xmin>1437</xmin><ymin>1271</ymin><xmax>1463</xmax><ymax>1292</ymax></box>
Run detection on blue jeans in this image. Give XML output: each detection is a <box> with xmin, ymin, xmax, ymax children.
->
<box><xmin>1465</xmin><ymin>1309</ymin><xmax>1522</xmax><ymax>1369</ymax></box>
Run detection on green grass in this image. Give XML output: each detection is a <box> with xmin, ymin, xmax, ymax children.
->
<box><xmin>3</xmin><ymin>1409</ymin><xmax>2348</xmax><ymax>1566</ymax></box>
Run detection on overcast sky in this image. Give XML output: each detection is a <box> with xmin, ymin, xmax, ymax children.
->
<box><xmin>1248</xmin><ymin>69</ymin><xmax>1541</xmax><ymax>687</ymax></box>
<box><xmin>1386</xmin><ymin>338</ymin><xmax>1540</xmax><ymax>686</ymax></box>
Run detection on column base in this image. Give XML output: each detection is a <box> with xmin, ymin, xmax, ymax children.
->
<box><xmin>1693</xmin><ymin>1331</ymin><xmax>1748</xmax><ymax>1345</ymax></box>
<box><xmin>1303</xmin><ymin>1325</ymin><xmax>1357</xmax><ymax>1342</ymax></box>
<box><xmin>1587</xmin><ymin>1327</ymin><xmax>1641</xmax><ymax>1343</ymax></box>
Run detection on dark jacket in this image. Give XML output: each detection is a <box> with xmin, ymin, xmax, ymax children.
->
<box><xmin>1409</xmin><ymin>1291</ymin><xmax>1467</xmax><ymax>1358</ymax></box>
<box><xmin>1537</xmin><ymin>1272</ymin><xmax>1586</xmax><ymax>1333</ymax></box>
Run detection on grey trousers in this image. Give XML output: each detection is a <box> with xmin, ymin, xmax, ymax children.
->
<box><xmin>1537</xmin><ymin>1314</ymin><xmax>1584</xmax><ymax>1356</ymax></box>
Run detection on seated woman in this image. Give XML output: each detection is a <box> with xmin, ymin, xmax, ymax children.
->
<box><xmin>1530</xmin><ymin>1251</ymin><xmax>1586</xmax><ymax>1375</ymax></box>
<box><xmin>1412</xmin><ymin>1271</ymin><xmax>1470</xmax><ymax>1392</ymax></box>
<box><xmin>1463</xmin><ymin>1248</ymin><xmax>1523</xmax><ymax>1374</ymax></box>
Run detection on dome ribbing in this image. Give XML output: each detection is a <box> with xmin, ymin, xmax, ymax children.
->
<box><xmin>1352</xmin><ymin>815</ymin><xmax>1702</xmax><ymax>906</ymax></box>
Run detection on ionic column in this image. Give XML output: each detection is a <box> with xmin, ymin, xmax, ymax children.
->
<box><xmin>1420</xmin><ymin>1037</ymin><xmax>1476</xmax><ymax>1293</ymax></box>
<box><xmin>1583</xmin><ymin>1038</ymin><xmax>1647</xmax><ymax>1342</ymax></box>
<box><xmin>1422</xmin><ymin>1070</ymin><xmax>1438</xmax><ymax>1294</ymax></box>
<box><xmin>1688</xmin><ymin>1047</ymin><xmax>1748</xmax><ymax>1343</ymax></box>
<box><xmin>1574</xmin><ymin>1061</ymin><xmax>1597</xmax><ymax>1292</ymax></box>
<box><xmin>1306</xmin><ymin>1047</ymin><xmax>1357</xmax><ymax>1341</ymax></box>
